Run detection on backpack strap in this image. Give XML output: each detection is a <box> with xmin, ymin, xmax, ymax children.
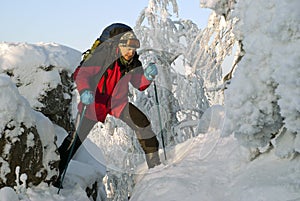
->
<box><xmin>80</xmin><ymin>38</ymin><xmax>101</xmax><ymax>66</ymax></box>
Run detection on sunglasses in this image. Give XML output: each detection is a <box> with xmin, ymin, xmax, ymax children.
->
<box><xmin>119</xmin><ymin>39</ymin><xmax>140</xmax><ymax>48</ymax></box>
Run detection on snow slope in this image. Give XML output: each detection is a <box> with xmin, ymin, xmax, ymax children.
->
<box><xmin>130</xmin><ymin>106</ymin><xmax>300</xmax><ymax>201</ymax></box>
<box><xmin>131</xmin><ymin>130</ymin><xmax>300</xmax><ymax>201</ymax></box>
<box><xmin>1</xmin><ymin>124</ymin><xmax>300</xmax><ymax>201</ymax></box>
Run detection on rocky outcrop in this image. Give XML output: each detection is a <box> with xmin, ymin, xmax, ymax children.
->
<box><xmin>0</xmin><ymin>75</ymin><xmax>59</xmax><ymax>188</ymax></box>
<box><xmin>37</xmin><ymin>69</ymin><xmax>75</xmax><ymax>132</ymax></box>
<box><xmin>0</xmin><ymin>42</ymin><xmax>81</xmax><ymax>133</ymax></box>
<box><xmin>0</xmin><ymin>42</ymin><xmax>81</xmax><ymax>188</ymax></box>
<box><xmin>0</xmin><ymin>121</ymin><xmax>57</xmax><ymax>188</ymax></box>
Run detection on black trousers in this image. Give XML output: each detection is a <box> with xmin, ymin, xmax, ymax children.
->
<box><xmin>57</xmin><ymin>102</ymin><xmax>160</xmax><ymax>176</ymax></box>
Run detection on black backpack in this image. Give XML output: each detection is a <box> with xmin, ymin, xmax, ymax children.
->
<box><xmin>80</xmin><ymin>23</ymin><xmax>133</xmax><ymax>67</ymax></box>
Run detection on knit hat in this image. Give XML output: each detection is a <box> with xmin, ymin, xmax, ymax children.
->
<box><xmin>119</xmin><ymin>31</ymin><xmax>140</xmax><ymax>48</ymax></box>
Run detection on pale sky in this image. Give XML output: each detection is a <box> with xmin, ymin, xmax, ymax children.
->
<box><xmin>1</xmin><ymin>0</ymin><xmax>211</xmax><ymax>52</ymax></box>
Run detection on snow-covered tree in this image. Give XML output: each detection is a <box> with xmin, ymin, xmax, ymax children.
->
<box><xmin>219</xmin><ymin>0</ymin><xmax>300</xmax><ymax>158</ymax></box>
<box><xmin>134</xmin><ymin>0</ymin><xmax>211</xmax><ymax>145</ymax></box>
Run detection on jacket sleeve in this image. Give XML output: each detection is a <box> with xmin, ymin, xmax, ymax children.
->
<box><xmin>130</xmin><ymin>67</ymin><xmax>152</xmax><ymax>91</ymax></box>
<box><xmin>73</xmin><ymin>66</ymin><xmax>102</xmax><ymax>94</ymax></box>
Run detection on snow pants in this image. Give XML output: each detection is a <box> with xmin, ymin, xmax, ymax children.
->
<box><xmin>119</xmin><ymin>103</ymin><xmax>161</xmax><ymax>168</ymax></box>
<box><xmin>57</xmin><ymin>102</ymin><xmax>160</xmax><ymax>179</ymax></box>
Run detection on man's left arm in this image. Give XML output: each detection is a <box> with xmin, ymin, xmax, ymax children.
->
<box><xmin>130</xmin><ymin>67</ymin><xmax>152</xmax><ymax>91</ymax></box>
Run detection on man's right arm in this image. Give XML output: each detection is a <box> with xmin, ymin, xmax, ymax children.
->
<box><xmin>73</xmin><ymin>66</ymin><xmax>102</xmax><ymax>94</ymax></box>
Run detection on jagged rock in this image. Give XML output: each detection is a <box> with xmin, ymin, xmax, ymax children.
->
<box><xmin>37</xmin><ymin>70</ymin><xmax>75</xmax><ymax>132</ymax></box>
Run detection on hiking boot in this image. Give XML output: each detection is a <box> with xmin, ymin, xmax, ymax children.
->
<box><xmin>145</xmin><ymin>152</ymin><xmax>161</xmax><ymax>169</ymax></box>
<box><xmin>52</xmin><ymin>177</ymin><xmax>63</xmax><ymax>189</ymax></box>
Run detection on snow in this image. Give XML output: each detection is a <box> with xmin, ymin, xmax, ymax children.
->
<box><xmin>131</xmin><ymin>133</ymin><xmax>300</xmax><ymax>201</ymax></box>
<box><xmin>222</xmin><ymin>0</ymin><xmax>300</xmax><ymax>152</ymax></box>
<box><xmin>0</xmin><ymin>73</ymin><xmax>58</xmax><ymax>185</ymax></box>
<box><xmin>0</xmin><ymin>187</ymin><xmax>19</xmax><ymax>201</ymax></box>
<box><xmin>0</xmin><ymin>0</ymin><xmax>300</xmax><ymax>200</ymax></box>
<box><xmin>0</xmin><ymin>81</ymin><xmax>106</xmax><ymax>200</ymax></box>
<box><xmin>200</xmin><ymin>0</ymin><xmax>229</xmax><ymax>15</ymax></box>
<box><xmin>0</xmin><ymin>42</ymin><xmax>81</xmax><ymax>108</ymax></box>
<box><xmin>0</xmin><ymin>74</ymin><xmax>34</xmax><ymax>131</ymax></box>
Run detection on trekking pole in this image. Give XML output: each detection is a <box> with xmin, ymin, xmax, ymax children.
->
<box><xmin>57</xmin><ymin>105</ymin><xmax>87</xmax><ymax>194</ymax></box>
<box><xmin>153</xmin><ymin>80</ymin><xmax>167</xmax><ymax>161</ymax></box>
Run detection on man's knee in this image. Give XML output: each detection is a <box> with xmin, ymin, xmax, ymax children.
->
<box><xmin>131</xmin><ymin>115</ymin><xmax>150</xmax><ymax>128</ymax></box>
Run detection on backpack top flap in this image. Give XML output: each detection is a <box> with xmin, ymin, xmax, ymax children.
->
<box><xmin>80</xmin><ymin>23</ymin><xmax>133</xmax><ymax>67</ymax></box>
<box><xmin>99</xmin><ymin>23</ymin><xmax>132</xmax><ymax>43</ymax></box>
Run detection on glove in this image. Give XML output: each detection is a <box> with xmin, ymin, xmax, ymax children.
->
<box><xmin>144</xmin><ymin>63</ymin><xmax>158</xmax><ymax>81</ymax></box>
<box><xmin>80</xmin><ymin>90</ymin><xmax>94</xmax><ymax>105</ymax></box>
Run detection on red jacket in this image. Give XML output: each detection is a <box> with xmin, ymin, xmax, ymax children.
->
<box><xmin>73</xmin><ymin>56</ymin><xmax>151</xmax><ymax>122</ymax></box>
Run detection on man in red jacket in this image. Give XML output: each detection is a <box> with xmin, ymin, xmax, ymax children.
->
<box><xmin>55</xmin><ymin>23</ymin><xmax>161</xmax><ymax>187</ymax></box>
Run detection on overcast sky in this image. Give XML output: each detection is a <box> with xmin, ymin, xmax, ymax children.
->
<box><xmin>1</xmin><ymin>0</ymin><xmax>211</xmax><ymax>52</ymax></box>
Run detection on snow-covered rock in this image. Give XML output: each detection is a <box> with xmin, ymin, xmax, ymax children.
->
<box><xmin>0</xmin><ymin>75</ymin><xmax>58</xmax><ymax>188</ymax></box>
<box><xmin>0</xmin><ymin>42</ymin><xmax>81</xmax><ymax>131</ymax></box>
